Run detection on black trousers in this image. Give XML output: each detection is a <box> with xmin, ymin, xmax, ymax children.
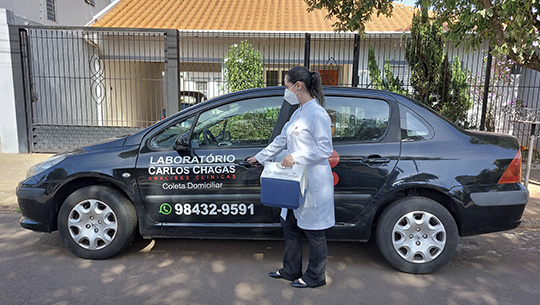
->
<box><xmin>278</xmin><ymin>209</ymin><xmax>328</xmax><ymax>287</ymax></box>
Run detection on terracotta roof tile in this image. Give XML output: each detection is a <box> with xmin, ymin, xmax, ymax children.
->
<box><xmin>91</xmin><ymin>0</ymin><xmax>418</xmax><ymax>33</ymax></box>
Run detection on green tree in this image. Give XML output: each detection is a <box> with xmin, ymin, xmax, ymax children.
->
<box><xmin>444</xmin><ymin>59</ymin><xmax>472</xmax><ymax>126</ymax></box>
<box><xmin>431</xmin><ymin>0</ymin><xmax>540</xmax><ymax>72</ymax></box>
<box><xmin>404</xmin><ymin>5</ymin><xmax>445</xmax><ymax>108</ymax></box>
<box><xmin>305</xmin><ymin>0</ymin><xmax>540</xmax><ymax>72</ymax></box>
<box><xmin>368</xmin><ymin>44</ymin><xmax>383</xmax><ymax>89</ymax></box>
<box><xmin>305</xmin><ymin>0</ymin><xmax>394</xmax><ymax>33</ymax></box>
<box><xmin>404</xmin><ymin>6</ymin><xmax>471</xmax><ymax>126</ymax></box>
<box><xmin>223</xmin><ymin>41</ymin><xmax>264</xmax><ymax>92</ymax></box>
<box><xmin>368</xmin><ymin>44</ymin><xmax>408</xmax><ymax>95</ymax></box>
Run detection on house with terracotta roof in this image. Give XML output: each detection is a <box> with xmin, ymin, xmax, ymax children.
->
<box><xmin>81</xmin><ymin>0</ymin><xmax>443</xmax><ymax>118</ymax></box>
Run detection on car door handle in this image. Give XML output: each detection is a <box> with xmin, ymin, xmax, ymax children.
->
<box><xmin>363</xmin><ymin>156</ymin><xmax>391</xmax><ymax>164</ymax></box>
<box><xmin>238</xmin><ymin>160</ymin><xmax>261</xmax><ymax>168</ymax></box>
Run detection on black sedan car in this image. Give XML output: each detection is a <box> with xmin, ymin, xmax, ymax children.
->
<box><xmin>17</xmin><ymin>87</ymin><xmax>528</xmax><ymax>274</ymax></box>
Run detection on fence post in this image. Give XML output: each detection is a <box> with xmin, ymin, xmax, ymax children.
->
<box><xmin>304</xmin><ymin>33</ymin><xmax>311</xmax><ymax>69</ymax></box>
<box><xmin>352</xmin><ymin>34</ymin><xmax>361</xmax><ymax>87</ymax></box>
<box><xmin>165</xmin><ymin>29</ymin><xmax>179</xmax><ymax>117</ymax></box>
<box><xmin>524</xmin><ymin>123</ymin><xmax>537</xmax><ymax>187</ymax></box>
<box><xmin>480</xmin><ymin>47</ymin><xmax>493</xmax><ymax>131</ymax></box>
<box><xmin>18</xmin><ymin>28</ymin><xmax>33</xmax><ymax>152</ymax></box>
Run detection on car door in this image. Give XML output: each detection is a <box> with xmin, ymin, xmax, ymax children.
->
<box><xmin>135</xmin><ymin>95</ymin><xmax>284</xmax><ymax>234</ymax></box>
<box><xmin>325</xmin><ymin>94</ymin><xmax>401</xmax><ymax>224</ymax></box>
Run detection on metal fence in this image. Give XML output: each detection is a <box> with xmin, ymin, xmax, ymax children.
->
<box><xmin>177</xmin><ymin>30</ymin><xmax>540</xmax><ymax>151</ymax></box>
<box><xmin>14</xmin><ymin>26</ymin><xmax>540</xmax><ymax>152</ymax></box>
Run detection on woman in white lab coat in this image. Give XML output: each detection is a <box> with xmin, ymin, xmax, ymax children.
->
<box><xmin>248</xmin><ymin>66</ymin><xmax>334</xmax><ymax>288</ymax></box>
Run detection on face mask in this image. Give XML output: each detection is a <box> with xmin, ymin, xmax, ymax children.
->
<box><xmin>284</xmin><ymin>83</ymin><xmax>299</xmax><ymax>105</ymax></box>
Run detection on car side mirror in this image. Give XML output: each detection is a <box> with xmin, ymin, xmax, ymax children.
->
<box><xmin>173</xmin><ymin>132</ymin><xmax>190</xmax><ymax>151</ymax></box>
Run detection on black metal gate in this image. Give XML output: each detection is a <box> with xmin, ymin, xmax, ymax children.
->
<box><xmin>19</xmin><ymin>27</ymin><xmax>167</xmax><ymax>153</ymax></box>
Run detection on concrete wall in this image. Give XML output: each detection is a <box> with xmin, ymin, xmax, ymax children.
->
<box><xmin>0</xmin><ymin>9</ymin><xmax>26</xmax><ymax>153</ymax></box>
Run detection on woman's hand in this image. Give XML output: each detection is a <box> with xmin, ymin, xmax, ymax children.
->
<box><xmin>281</xmin><ymin>155</ymin><xmax>295</xmax><ymax>167</ymax></box>
<box><xmin>247</xmin><ymin>156</ymin><xmax>258</xmax><ymax>164</ymax></box>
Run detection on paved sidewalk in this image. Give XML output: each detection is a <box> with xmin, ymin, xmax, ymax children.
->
<box><xmin>0</xmin><ymin>153</ymin><xmax>52</xmax><ymax>211</ymax></box>
<box><xmin>0</xmin><ymin>153</ymin><xmax>539</xmax><ymax>228</ymax></box>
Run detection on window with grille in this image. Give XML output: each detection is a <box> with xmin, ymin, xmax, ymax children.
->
<box><xmin>46</xmin><ymin>0</ymin><xmax>56</xmax><ymax>21</ymax></box>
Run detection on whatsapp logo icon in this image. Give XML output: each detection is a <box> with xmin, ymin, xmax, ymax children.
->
<box><xmin>159</xmin><ymin>203</ymin><xmax>172</xmax><ymax>215</ymax></box>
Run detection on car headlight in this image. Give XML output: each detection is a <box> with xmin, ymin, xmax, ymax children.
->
<box><xmin>26</xmin><ymin>154</ymin><xmax>67</xmax><ymax>178</ymax></box>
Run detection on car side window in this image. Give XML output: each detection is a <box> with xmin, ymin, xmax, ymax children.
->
<box><xmin>399</xmin><ymin>104</ymin><xmax>434</xmax><ymax>141</ymax></box>
<box><xmin>149</xmin><ymin>117</ymin><xmax>195</xmax><ymax>149</ymax></box>
<box><xmin>192</xmin><ymin>96</ymin><xmax>282</xmax><ymax>147</ymax></box>
<box><xmin>326</xmin><ymin>96</ymin><xmax>390</xmax><ymax>142</ymax></box>
<box><xmin>149</xmin><ymin>116</ymin><xmax>196</xmax><ymax>149</ymax></box>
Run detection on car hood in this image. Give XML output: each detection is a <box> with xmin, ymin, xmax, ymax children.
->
<box><xmin>80</xmin><ymin>136</ymin><xmax>130</xmax><ymax>152</ymax></box>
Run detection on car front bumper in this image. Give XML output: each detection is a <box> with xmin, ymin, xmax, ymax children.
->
<box><xmin>17</xmin><ymin>184</ymin><xmax>56</xmax><ymax>232</ymax></box>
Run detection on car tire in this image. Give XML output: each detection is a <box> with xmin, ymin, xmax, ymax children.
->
<box><xmin>376</xmin><ymin>196</ymin><xmax>458</xmax><ymax>274</ymax></box>
<box><xmin>58</xmin><ymin>186</ymin><xmax>137</xmax><ymax>259</ymax></box>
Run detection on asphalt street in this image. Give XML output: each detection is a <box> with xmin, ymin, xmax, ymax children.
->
<box><xmin>1</xmin><ymin>213</ymin><xmax>539</xmax><ymax>305</ymax></box>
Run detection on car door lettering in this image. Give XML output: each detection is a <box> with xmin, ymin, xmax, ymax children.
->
<box><xmin>157</xmin><ymin>203</ymin><xmax>256</xmax><ymax>216</ymax></box>
<box><xmin>149</xmin><ymin>166</ymin><xmax>190</xmax><ymax>175</ymax></box>
<box><xmin>147</xmin><ymin>155</ymin><xmax>238</xmax><ymax>184</ymax></box>
<box><xmin>162</xmin><ymin>181</ymin><xmax>224</xmax><ymax>190</ymax></box>
<box><xmin>149</xmin><ymin>154</ymin><xmax>236</xmax><ymax>165</ymax></box>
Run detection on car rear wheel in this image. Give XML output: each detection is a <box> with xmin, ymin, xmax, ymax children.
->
<box><xmin>58</xmin><ymin>186</ymin><xmax>137</xmax><ymax>259</ymax></box>
<box><xmin>376</xmin><ymin>196</ymin><xmax>458</xmax><ymax>274</ymax></box>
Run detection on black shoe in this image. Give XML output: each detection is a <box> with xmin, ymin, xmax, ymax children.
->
<box><xmin>291</xmin><ymin>279</ymin><xmax>308</xmax><ymax>288</ymax></box>
<box><xmin>269</xmin><ymin>271</ymin><xmax>283</xmax><ymax>279</ymax></box>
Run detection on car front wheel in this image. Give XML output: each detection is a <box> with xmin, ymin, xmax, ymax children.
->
<box><xmin>58</xmin><ymin>186</ymin><xmax>137</xmax><ymax>259</ymax></box>
<box><xmin>376</xmin><ymin>196</ymin><xmax>458</xmax><ymax>274</ymax></box>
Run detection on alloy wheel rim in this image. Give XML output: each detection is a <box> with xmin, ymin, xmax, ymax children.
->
<box><xmin>391</xmin><ymin>211</ymin><xmax>446</xmax><ymax>264</ymax></box>
<box><xmin>67</xmin><ymin>199</ymin><xmax>118</xmax><ymax>250</ymax></box>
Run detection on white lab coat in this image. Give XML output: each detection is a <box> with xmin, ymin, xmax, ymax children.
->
<box><xmin>255</xmin><ymin>99</ymin><xmax>335</xmax><ymax>230</ymax></box>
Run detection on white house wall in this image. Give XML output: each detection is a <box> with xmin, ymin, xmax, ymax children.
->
<box><xmin>0</xmin><ymin>0</ymin><xmax>110</xmax><ymax>26</ymax></box>
<box><xmin>95</xmin><ymin>32</ymin><xmax>165</xmax><ymax>62</ymax></box>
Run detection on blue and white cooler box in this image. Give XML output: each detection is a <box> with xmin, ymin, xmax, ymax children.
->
<box><xmin>260</xmin><ymin>161</ymin><xmax>306</xmax><ymax>209</ymax></box>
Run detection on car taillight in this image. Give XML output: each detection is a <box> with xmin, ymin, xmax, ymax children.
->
<box><xmin>498</xmin><ymin>150</ymin><xmax>522</xmax><ymax>184</ymax></box>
